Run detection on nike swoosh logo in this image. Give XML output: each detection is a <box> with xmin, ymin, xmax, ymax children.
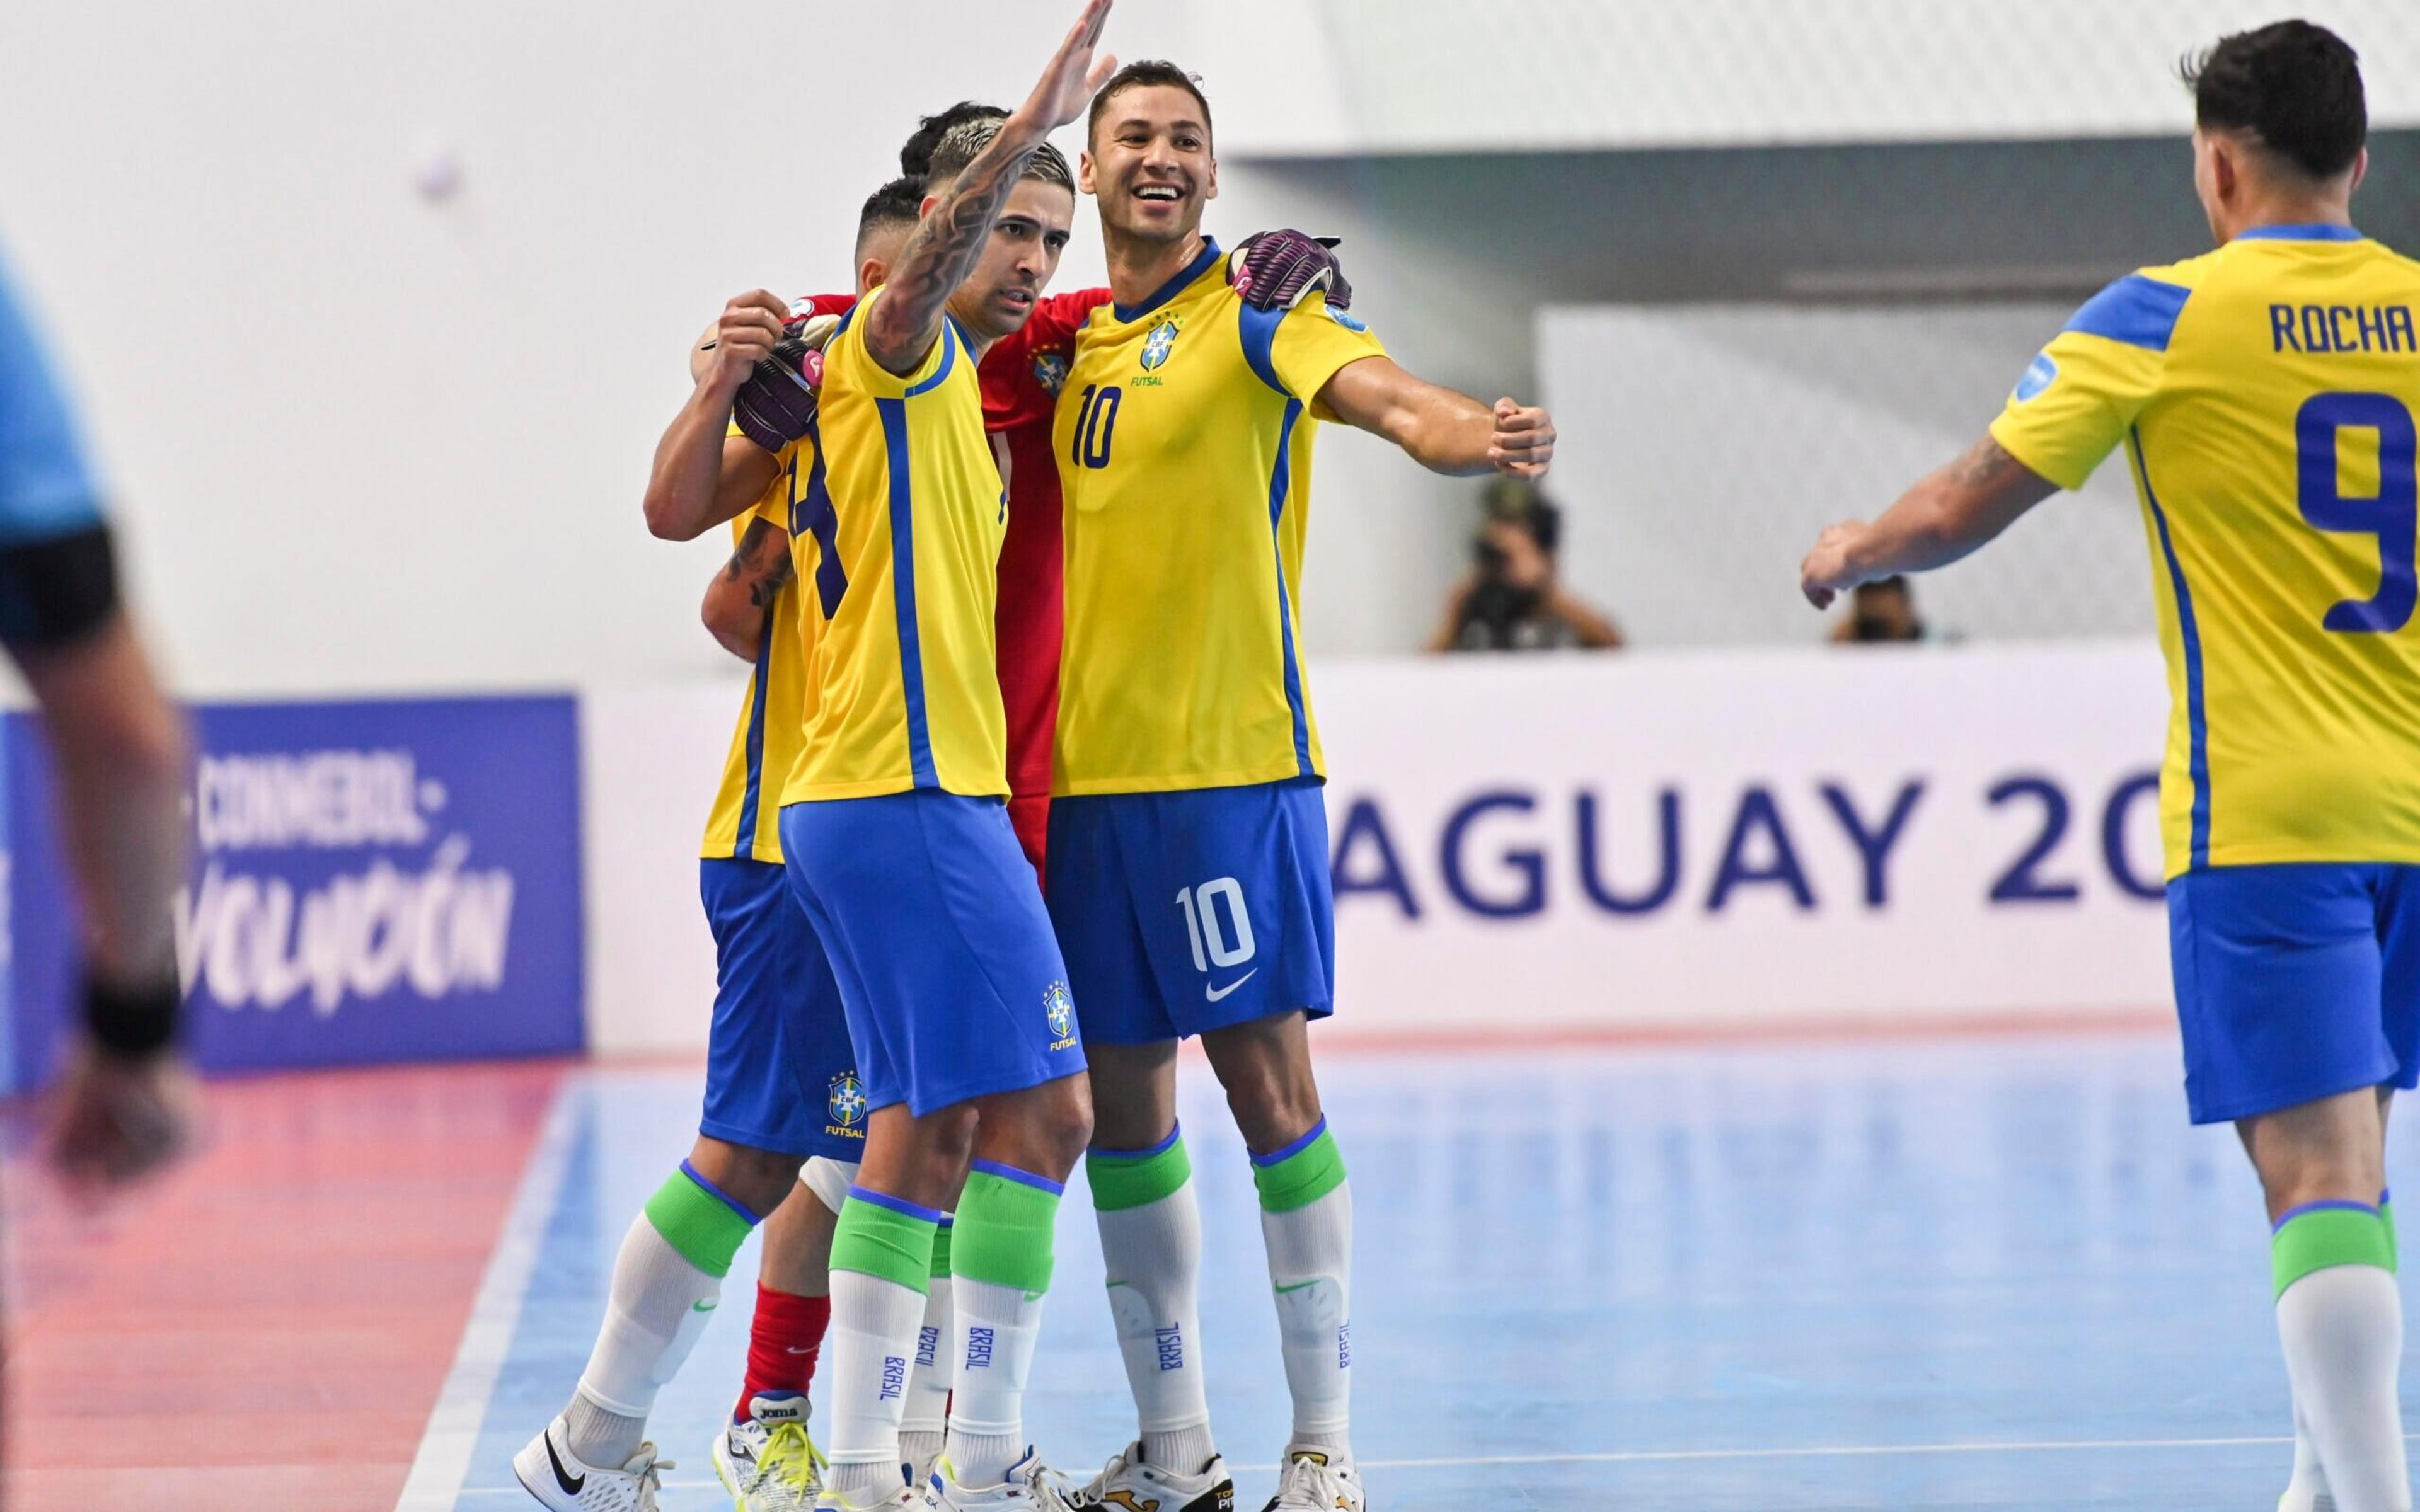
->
<box><xmin>545</xmin><ymin>1429</ymin><xmax>587</xmax><ymax>1496</ymax></box>
<box><xmin>1274</xmin><ymin>1280</ymin><xmax>1323</xmax><ymax>1294</ymax></box>
<box><xmin>783</xmin><ymin>1345</ymin><xmax>816</xmax><ymax>1354</ymax></box>
<box><xmin>1205</xmin><ymin>970</ymin><xmax>1257</xmax><ymax>1002</ymax></box>
<box><xmin>692</xmin><ymin>1299</ymin><xmax>718</xmax><ymax>1312</ymax></box>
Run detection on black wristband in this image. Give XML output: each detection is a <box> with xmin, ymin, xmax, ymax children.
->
<box><xmin>84</xmin><ymin>970</ymin><xmax>182</xmax><ymax>1059</ymax></box>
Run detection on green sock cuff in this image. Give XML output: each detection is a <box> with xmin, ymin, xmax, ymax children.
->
<box><xmin>643</xmin><ymin>1167</ymin><xmax>758</xmax><ymax>1278</ymax></box>
<box><xmin>1087</xmin><ymin>1131</ymin><xmax>1193</xmax><ymax>1213</ymax></box>
<box><xmin>952</xmin><ymin>1164</ymin><xmax>1063</xmax><ymax>1295</ymax></box>
<box><xmin>2383</xmin><ymin>1195</ymin><xmax>2398</xmax><ymax>1269</ymax></box>
<box><xmin>831</xmin><ymin>1193</ymin><xmax>938</xmax><ymax>1294</ymax></box>
<box><xmin>930</xmin><ymin>1221</ymin><xmax>954</xmax><ymax>1280</ymax></box>
<box><xmin>1252</xmin><ymin>1123</ymin><xmax>1347</xmax><ymax>1214</ymax></box>
<box><xmin>2273</xmin><ymin>1203</ymin><xmax>2396</xmax><ymax>1298</ymax></box>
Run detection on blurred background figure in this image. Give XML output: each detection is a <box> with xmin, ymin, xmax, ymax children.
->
<box><xmin>1828</xmin><ymin>573</ymin><xmax>1928</xmax><ymax>644</ymax></box>
<box><xmin>0</xmin><ymin>242</ymin><xmax>191</xmax><ymax>1193</ymax></box>
<box><xmin>1427</xmin><ymin>478</ymin><xmax>1622</xmax><ymax>652</ymax></box>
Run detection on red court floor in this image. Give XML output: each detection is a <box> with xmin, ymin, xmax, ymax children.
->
<box><xmin>2</xmin><ymin>1060</ymin><xmax>565</xmax><ymax>1512</ymax></box>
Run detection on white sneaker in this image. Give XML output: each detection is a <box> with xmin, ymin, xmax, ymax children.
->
<box><xmin>1069</xmin><ymin>1440</ymin><xmax>1235</xmax><ymax>1512</ymax></box>
<box><xmin>714</xmin><ymin>1391</ymin><xmax>828</xmax><ymax>1512</ymax></box>
<box><xmin>931</xmin><ymin>1448</ymin><xmax>1081</xmax><ymax>1512</ymax></box>
<box><xmin>1259</xmin><ymin>1450</ymin><xmax>1363</xmax><ymax>1512</ymax></box>
<box><xmin>815</xmin><ymin>1484</ymin><xmax>930</xmax><ymax>1512</ymax></box>
<box><xmin>512</xmin><ymin>1415</ymin><xmax>674</xmax><ymax>1512</ymax></box>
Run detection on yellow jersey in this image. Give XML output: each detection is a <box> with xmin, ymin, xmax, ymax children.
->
<box><xmin>699</xmin><ymin>431</ymin><xmax>822</xmax><ymax>864</ymax></box>
<box><xmin>1052</xmin><ymin>239</ymin><xmax>1388</xmax><ymax>796</ymax></box>
<box><xmin>1990</xmin><ymin>224</ymin><xmax>2420</xmax><ymax>878</ymax></box>
<box><xmin>780</xmin><ymin>287</ymin><xmax>1011</xmax><ymax>803</ymax></box>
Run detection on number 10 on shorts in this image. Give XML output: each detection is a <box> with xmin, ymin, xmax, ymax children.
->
<box><xmin>1176</xmin><ymin>878</ymin><xmax>1257</xmax><ymax>975</ymax></box>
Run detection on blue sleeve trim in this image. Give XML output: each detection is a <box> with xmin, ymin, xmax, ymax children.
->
<box><xmin>1092</xmin><ymin>1121</ymin><xmax>1183</xmax><ymax>1161</ymax></box>
<box><xmin>1238</xmin><ymin>302</ymin><xmax>1288</xmax><ymax>397</ymax></box>
<box><xmin>2130</xmin><ymin>428</ymin><xmax>2210</xmax><ymax>869</ymax></box>
<box><xmin>680</xmin><ymin>1157</ymin><xmax>767</xmax><ymax>1226</ymax></box>
<box><xmin>903</xmin><ymin>318</ymin><xmax>959</xmax><ymax>398</ymax></box>
<box><xmin>2064</xmin><ymin>274</ymin><xmax>2193</xmax><ymax>352</ymax></box>
<box><xmin>1250</xmin><ymin>1114</ymin><xmax>1330</xmax><ymax>1169</ymax></box>
<box><xmin>2238</xmin><ymin>222</ymin><xmax>2363</xmax><ymax>243</ymax></box>
<box><xmin>849</xmin><ymin>1184</ymin><xmax>950</xmax><ymax>1225</ymax></box>
<box><xmin>2274</xmin><ymin>1198</ymin><xmax>2381</xmax><ymax>1232</ymax></box>
<box><xmin>730</xmin><ymin>611</ymin><xmax>775</xmax><ymax>858</ymax></box>
<box><xmin>970</xmin><ymin>1157</ymin><xmax>1066</xmax><ymax>1196</ymax></box>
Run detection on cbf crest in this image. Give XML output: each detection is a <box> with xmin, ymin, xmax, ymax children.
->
<box><xmin>827</xmin><ymin>1070</ymin><xmax>867</xmax><ymax>1130</ymax></box>
<box><xmin>1032</xmin><ymin>351</ymin><xmax>1069</xmax><ymax>396</ymax></box>
<box><xmin>1140</xmin><ymin>319</ymin><xmax>1180</xmax><ymax>371</ymax></box>
<box><xmin>1044</xmin><ymin>979</ymin><xmax>1077</xmax><ymax>1050</ymax></box>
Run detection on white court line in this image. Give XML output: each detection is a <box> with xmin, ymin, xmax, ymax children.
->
<box><xmin>446</xmin><ymin>1433</ymin><xmax>2334</xmax><ymax>1499</ymax></box>
<box><xmin>395</xmin><ymin>1074</ymin><xmax>585</xmax><ymax>1512</ymax></box>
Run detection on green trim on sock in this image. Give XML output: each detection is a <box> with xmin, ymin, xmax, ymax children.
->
<box><xmin>2383</xmin><ymin>1197</ymin><xmax>2398</xmax><ymax>1270</ymax></box>
<box><xmin>1253</xmin><ymin>1128</ymin><xmax>1347</xmax><ymax>1215</ymax></box>
<box><xmin>831</xmin><ymin>1196</ymin><xmax>938</xmax><ymax>1295</ymax></box>
<box><xmin>1087</xmin><ymin>1135</ymin><xmax>1193</xmax><ymax>1213</ymax></box>
<box><xmin>952</xmin><ymin>1169</ymin><xmax>1061</xmax><ymax>1295</ymax></box>
<box><xmin>643</xmin><ymin>1169</ymin><xmax>756</xmax><ymax>1278</ymax></box>
<box><xmin>930</xmin><ymin>1222</ymin><xmax>954</xmax><ymax>1280</ymax></box>
<box><xmin>2273</xmin><ymin>1206</ymin><xmax>2395</xmax><ymax>1298</ymax></box>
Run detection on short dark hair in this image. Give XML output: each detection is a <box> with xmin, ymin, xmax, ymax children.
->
<box><xmin>1086</xmin><ymin>60</ymin><xmax>1213</xmax><ymax>148</ymax></box>
<box><xmin>2181</xmin><ymin>20</ymin><xmax>2366</xmax><ymax>180</ymax></box>
<box><xmin>924</xmin><ymin>116</ymin><xmax>1073</xmax><ymax>195</ymax></box>
<box><xmin>900</xmin><ymin>100</ymin><xmax>1006</xmax><ymax>180</ymax></box>
<box><xmin>856</xmin><ymin>176</ymin><xmax>925</xmax><ymax>255</ymax></box>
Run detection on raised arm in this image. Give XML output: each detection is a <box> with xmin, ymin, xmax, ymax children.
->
<box><xmin>1315</xmin><ymin>357</ymin><xmax>1556</xmax><ymax>479</ymax></box>
<box><xmin>863</xmin><ymin>0</ymin><xmax>1115</xmax><ymax>374</ymax></box>
<box><xmin>643</xmin><ymin>290</ymin><xmax>789</xmax><ymax>540</ymax></box>
<box><xmin>1797</xmin><ymin>434</ymin><xmax>2060</xmax><ymax>609</ymax></box>
<box><xmin>701</xmin><ymin>516</ymin><xmax>794</xmax><ymax>662</ymax></box>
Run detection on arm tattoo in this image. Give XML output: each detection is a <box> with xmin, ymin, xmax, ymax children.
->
<box><xmin>722</xmin><ymin>517</ymin><xmax>795</xmax><ymax>609</ymax></box>
<box><xmin>867</xmin><ymin>128</ymin><xmax>1040</xmax><ymax>370</ymax></box>
<box><xmin>1949</xmin><ymin>434</ymin><xmax>2025</xmax><ymax>490</ymax></box>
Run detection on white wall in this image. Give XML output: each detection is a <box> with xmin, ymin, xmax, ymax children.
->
<box><xmin>584</xmin><ymin>647</ymin><xmax>2177</xmax><ymax>1055</ymax></box>
<box><xmin>1194</xmin><ymin>0</ymin><xmax>2420</xmax><ymax>156</ymax></box>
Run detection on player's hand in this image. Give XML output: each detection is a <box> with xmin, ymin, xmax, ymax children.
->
<box><xmin>1015</xmin><ymin>0</ymin><xmax>1117</xmax><ymax>134</ymax></box>
<box><xmin>1230</xmin><ymin>231</ymin><xmax>1354</xmax><ymax>312</ymax></box>
<box><xmin>45</xmin><ymin>1043</ymin><xmax>196</xmax><ymax>1193</ymax></box>
<box><xmin>705</xmin><ymin>290</ymin><xmax>792</xmax><ymax>390</ymax></box>
<box><xmin>1799</xmin><ymin>520</ymin><xmax>1872</xmax><ymax>609</ymax></box>
<box><xmin>1487</xmin><ymin>398</ymin><xmax>1554</xmax><ymax>478</ymax></box>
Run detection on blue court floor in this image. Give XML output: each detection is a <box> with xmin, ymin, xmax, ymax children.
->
<box><xmin>433</xmin><ymin>1031</ymin><xmax>2419</xmax><ymax>1511</ymax></box>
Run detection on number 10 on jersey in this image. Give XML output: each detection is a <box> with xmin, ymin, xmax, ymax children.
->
<box><xmin>1071</xmin><ymin>383</ymin><xmax>1121</xmax><ymax>470</ymax></box>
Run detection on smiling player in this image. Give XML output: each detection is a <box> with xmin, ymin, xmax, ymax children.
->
<box><xmin>1047</xmin><ymin>60</ymin><xmax>1554</xmax><ymax>1512</ymax></box>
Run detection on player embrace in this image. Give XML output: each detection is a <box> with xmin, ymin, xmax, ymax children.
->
<box><xmin>1800</xmin><ymin>22</ymin><xmax>2420</xmax><ymax>1512</ymax></box>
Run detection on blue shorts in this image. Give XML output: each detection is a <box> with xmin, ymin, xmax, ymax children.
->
<box><xmin>2169</xmin><ymin>862</ymin><xmax>2420</xmax><ymax>1125</ymax></box>
<box><xmin>778</xmin><ymin>791</ymin><xmax>1084</xmax><ymax>1118</ymax></box>
<box><xmin>698</xmin><ymin>857</ymin><xmax>864</xmax><ymax>1160</ymax></box>
<box><xmin>1046</xmin><ymin>777</ymin><xmax>1334</xmax><ymax>1045</ymax></box>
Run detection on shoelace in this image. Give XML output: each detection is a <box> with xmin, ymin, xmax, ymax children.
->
<box><xmin>1277</xmin><ymin>1458</ymin><xmax>1347</xmax><ymax>1512</ymax></box>
<box><xmin>1075</xmin><ymin>1448</ymin><xmax>1136</xmax><ymax>1505</ymax></box>
<box><xmin>1022</xmin><ymin>1458</ymin><xmax>1083</xmax><ymax>1512</ymax></box>
<box><xmin>625</xmin><ymin>1450</ymin><xmax>676</xmax><ymax>1506</ymax></box>
<box><xmin>760</xmin><ymin>1423</ymin><xmax>827</xmax><ymax>1496</ymax></box>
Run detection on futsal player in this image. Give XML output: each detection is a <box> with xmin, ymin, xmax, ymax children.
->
<box><xmin>771</xmin><ymin>7</ymin><xmax>1114</xmax><ymax>1511</ymax></box>
<box><xmin>1045</xmin><ymin>62</ymin><xmax>1554</xmax><ymax>1512</ymax></box>
<box><xmin>509</xmin><ymin>186</ymin><xmax>925</xmax><ymax>1512</ymax></box>
<box><xmin>1797</xmin><ymin>23</ymin><xmax>2417</xmax><ymax>1511</ymax></box>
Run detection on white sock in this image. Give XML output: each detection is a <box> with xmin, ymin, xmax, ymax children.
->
<box><xmin>2279</xmin><ymin>1264</ymin><xmax>2409</xmax><ymax>1512</ymax></box>
<box><xmin>2283</xmin><ymin>1394</ymin><xmax>2332</xmax><ymax>1511</ymax></box>
<box><xmin>1097</xmin><ymin>1184</ymin><xmax>1215</xmax><ymax>1469</ymax></box>
<box><xmin>827</xmin><ymin>1269</ymin><xmax>930</xmax><ymax>1506</ymax></box>
<box><xmin>900</xmin><ymin>1273</ymin><xmax>954</xmax><ymax>1486</ymax></box>
<box><xmin>945</xmin><ymin>1276</ymin><xmax>1045</xmax><ymax>1487</ymax></box>
<box><xmin>568</xmin><ymin>1211</ymin><xmax>724</xmax><ymax>1461</ymax></box>
<box><xmin>1262</xmin><ymin>1179</ymin><xmax>1353</xmax><ymax>1457</ymax></box>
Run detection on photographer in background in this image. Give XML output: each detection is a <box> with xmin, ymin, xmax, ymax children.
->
<box><xmin>1428</xmin><ymin>478</ymin><xmax>1622</xmax><ymax>653</ymax></box>
<box><xmin>1828</xmin><ymin>575</ymin><xmax>1930</xmax><ymax>644</ymax></box>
